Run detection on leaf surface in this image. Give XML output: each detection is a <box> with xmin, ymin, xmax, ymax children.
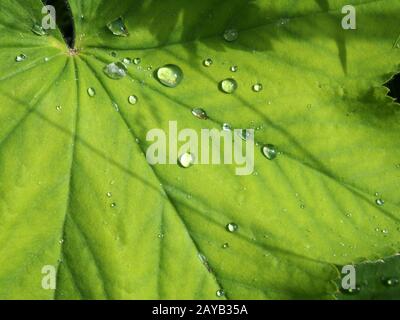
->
<box><xmin>0</xmin><ymin>0</ymin><xmax>399</xmax><ymax>299</ymax></box>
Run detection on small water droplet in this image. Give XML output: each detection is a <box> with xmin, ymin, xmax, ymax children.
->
<box><xmin>382</xmin><ymin>277</ymin><xmax>399</xmax><ymax>287</ymax></box>
<box><xmin>44</xmin><ymin>57</ymin><xmax>49</xmax><ymax>62</ymax></box>
<box><xmin>216</xmin><ymin>289</ymin><xmax>225</xmax><ymax>297</ymax></box>
<box><xmin>103</xmin><ymin>62</ymin><xmax>128</xmax><ymax>79</ymax></box>
<box><xmin>156</xmin><ymin>64</ymin><xmax>183</xmax><ymax>88</ymax></box>
<box><xmin>191</xmin><ymin>108</ymin><xmax>208</xmax><ymax>120</ymax></box>
<box><xmin>252</xmin><ymin>83</ymin><xmax>263</xmax><ymax>92</ymax></box>
<box><xmin>226</xmin><ymin>222</ymin><xmax>238</xmax><ymax>233</ymax></box>
<box><xmin>123</xmin><ymin>57</ymin><xmax>132</xmax><ymax>65</ymax></box>
<box><xmin>106</xmin><ymin>17</ymin><xmax>129</xmax><ymax>37</ymax></box>
<box><xmin>110</xmin><ymin>202</ymin><xmax>117</xmax><ymax>208</ymax></box>
<box><xmin>238</xmin><ymin>129</ymin><xmax>252</xmax><ymax>141</ymax></box>
<box><xmin>220</xmin><ymin>78</ymin><xmax>238</xmax><ymax>94</ymax></box>
<box><xmin>376</xmin><ymin>198</ymin><xmax>385</xmax><ymax>206</ymax></box>
<box><xmin>59</xmin><ymin>239</ymin><xmax>64</xmax><ymax>244</ymax></box>
<box><xmin>56</xmin><ymin>105</ymin><xmax>62</xmax><ymax>112</ymax></box>
<box><xmin>128</xmin><ymin>95</ymin><xmax>138</xmax><ymax>105</ymax></box>
<box><xmin>230</xmin><ymin>65</ymin><xmax>238</xmax><ymax>72</ymax></box>
<box><xmin>133</xmin><ymin>58</ymin><xmax>141</xmax><ymax>65</ymax></box>
<box><xmin>262</xmin><ymin>144</ymin><xmax>278</xmax><ymax>160</ymax></box>
<box><xmin>223</xmin><ymin>28</ymin><xmax>238</xmax><ymax>42</ymax></box>
<box><xmin>178</xmin><ymin>152</ymin><xmax>194</xmax><ymax>168</ymax></box>
<box><xmin>158</xmin><ymin>233</ymin><xmax>164</xmax><ymax>239</ymax></box>
<box><xmin>382</xmin><ymin>229</ymin><xmax>389</xmax><ymax>234</ymax></box>
<box><xmin>87</xmin><ymin>87</ymin><xmax>96</xmax><ymax>97</ymax></box>
<box><xmin>203</xmin><ymin>58</ymin><xmax>213</xmax><ymax>67</ymax></box>
<box><xmin>112</xmin><ymin>102</ymin><xmax>120</xmax><ymax>112</ymax></box>
<box><xmin>342</xmin><ymin>286</ymin><xmax>361</xmax><ymax>295</ymax></box>
<box><xmin>222</xmin><ymin>123</ymin><xmax>232</xmax><ymax>131</ymax></box>
<box><xmin>32</xmin><ymin>23</ymin><xmax>48</xmax><ymax>36</ymax></box>
<box><xmin>222</xmin><ymin>243</ymin><xmax>229</xmax><ymax>249</ymax></box>
<box><xmin>15</xmin><ymin>54</ymin><xmax>27</xmax><ymax>62</ymax></box>
<box><xmin>106</xmin><ymin>192</ymin><xmax>112</xmax><ymax>198</ymax></box>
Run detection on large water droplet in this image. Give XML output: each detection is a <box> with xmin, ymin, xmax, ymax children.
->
<box><xmin>226</xmin><ymin>222</ymin><xmax>238</xmax><ymax>233</ymax></box>
<box><xmin>156</xmin><ymin>64</ymin><xmax>183</xmax><ymax>88</ymax></box>
<box><xmin>178</xmin><ymin>152</ymin><xmax>194</xmax><ymax>168</ymax></box>
<box><xmin>262</xmin><ymin>144</ymin><xmax>277</xmax><ymax>160</ymax></box>
<box><xmin>223</xmin><ymin>28</ymin><xmax>238</xmax><ymax>42</ymax></box>
<box><xmin>87</xmin><ymin>87</ymin><xmax>96</xmax><ymax>97</ymax></box>
<box><xmin>220</xmin><ymin>78</ymin><xmax>238</xmax><ymax>94</ymax></box>
<box><xmin>32</xmin><ymin>23</ymin><xmax>48</xmax><ymax>36</ymax></box>
<box><xmin>128</xmin><ymin>95</ymin><xmax>138</xmax><ymax>105</ymax></box>
<box><xmin>203</xmin><ymin>58</ymin><xmax>213</xmax><ymax>67</ymax></box>
<box><xmin>106</xmin><ymin>17</ymin><xmax>129</xmax><ymax>37</ymax></box>
<box><xmin>103</xmin><ymin>62</ymin><xmax>128</xmax><ymax>79</ymax></box>
<box><xmin>192</xmin><ymin>108</ymin><xmax>208</xmax><ymax>120</ymax></box>
<box><xmin>15</xmin><ymin>54</ymin><xmax>27</xmax><ymax>62</ymax></box>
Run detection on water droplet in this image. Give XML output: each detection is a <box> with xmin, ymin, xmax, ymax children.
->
<box><xmin>15</xmin><ymin>54</ymin><xmax>27</xmax><ymax>62</ymax></box>
<box><xmin>220</xmin><ymin>78</ymin><xmax>238</xmax><ymax>94</ymax></box>
<box><xmin>252</xmin><ymin>83</ymin><xmax>263</xmax><ymax>92</ymax></box>
<box><xmin>222</xmin><ymin>123</ymin><xmax>232</xmax><ymax>131</ymax></box>
<box><xmin>222</xmin><ymin>243</ymin><xmax>229</xmax><ymax>249</ymax></box>
<box><xmin>382</xmin><ymin>229</ymin><xmax>389</xmax><ymax>234</ymax></box>
<box><xmin>112</xmin><ymin>102</ymin><xmax>120</xmax><ymax>112</ymax></box>
<box><xmin>238</xmin><ymin>129</ymin><xmax>252</xmax><ymax>141</ymax></box>
<box><xmin>59</xmin><ymin>239</ymin><xmax>64</xmax><ymax>244</ymax></box>
<box><xmin>216</xmin><ymin>289</ymin><xmax>225</xmax><ymax>297</ymax></box>
<box><xmin>128</xmin><ymin>95</ymin><xmax>138</xmax><ymax>105</ymax></box>
<box><xmin>191</xmin><ymin>108</ymin><xmax>208</xmax><ymax>120</ymax></box>
<box><xmin>56</xmin><ymin>105</ymin><xmax>62</xmax><ymax>112</ymax></box>
<box><xmin>87</xmin><ymin>87</ymin><xmax>96</xmax><ymax>97</ymax></box>
<box><xmin>31</xmin><ymin>23</ymin><xmax>48</xmax><ymax>36</ymax></box>
<box><xmin>178</xmin><ymin>152</ymin><xmax>194</xmax><ymax>168</ymax></box>
<box><xmin>156</xmin><ymin>64</ymin><xmax>183</xmax><ymax>88</ymax></box>
<box><xmin>44</xmin><ymin>57</ymin><xmax>49</xmax><ymax>62</ymax></box>
<box><xmin>110</xmin><ymin>202</ymin><xmax>117</xmax><ymax>208</ymax></box>
<box><xmin>223</xmin><ymin>28</ymin><xmax>238</xmax><ymax>42</ymax></box>
<box><xmin>133</xmin><ymin>58</ymin><xmax>141</xmax><ymax>65</ymax></box>
<box><xmin>262</xmin><ymin>144</ymin><xmax>277</xmax><ymax>160</ymax></box>
<box><xmin>158</xmin><ymin>233</ymin><xmax>164</xmax><ymax>239</ymax></box>
<box><xmin>103</xmin><ymin>62</ymin><xmax>128</xmax><ymax>80</ymax></box>
<box><xmin>123</xmin><ymin>57</ymin><xmax>132</xmax><ymax>65</ymax></box>
<box><xmin>106</xmin><ymin>192</ymin><xmax>112</xmax><ymax>198</ymax></box>
<box><xmin>300</xmin><ymin>204</ymin><xmax>306</xmax><ymax>209</ymax></box>
<box><xmin>376</xmin><ymin>198</ymin><xmax>385</xmax><ymax>206</ymax></box>
<box><xmin>342</xmin><ymin>286</ymin><xmax>361</xmax><ymax>295</ymax></box>
<box><xmin>106</xmin><ymin>17</ymin><xmax>129</xmax><ymax>37</ymax></box>
<box><xmin>110</xmin><ymin>51</ymin><xmax>117</xmax><ymax>57</ymax></box>
<box><xmin>203</xmin><ymin>58</ymin><xmax>213</xmax><ymax>67</ymax></box>
<box><xmin>382</xmin><ymin>277</ymin><xmax>399</xmax><ymax>287</ymax></box>
<box><xmin>226</xmin><ymin>222</ymin><xmax>238</xmax><ymax>233</ymax></box>
<box><xmin>230</xmin><ymin>65</ymin><xmax>238</xmax><ymax>72</ymax></box>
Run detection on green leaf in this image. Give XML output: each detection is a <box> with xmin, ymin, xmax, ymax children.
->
<box><xmin>0</xmin><ymin>0</ymin><xmax>399</xmax><ymax>299</ymax></box>
<box><xmin>337</xmin><ymin>255</ymin><xmax>400</xmax><ymax>300</ymax></box>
